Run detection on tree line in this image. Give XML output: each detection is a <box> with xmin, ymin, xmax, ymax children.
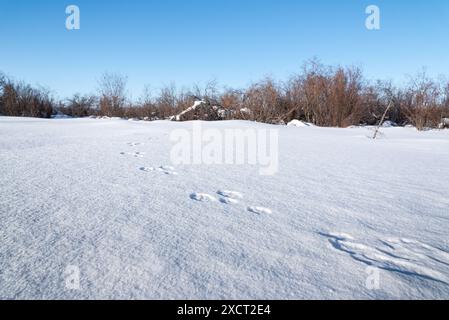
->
<box><xmin>1</xmin><ymin>60</ymin><xmax>448</xmax><ymax>130</ymax></box>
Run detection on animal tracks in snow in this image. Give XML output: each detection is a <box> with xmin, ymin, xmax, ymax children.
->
<box><xmin>219</xmin><ymin>197</ymin><xmax>239</xmax><ymax>205</ymax></box>
<box><xmin>126</xmin><ymin>142</ymin><xmax>144</xmax><ymax>147</ymax></box>
<box><xmin>120</xmin><ymin>142</ymin><xmax>147</xmax><ymax>158</ymax></box>
<box><xmin>122</xmin><ymin>142</ymin><xmax>179</xmax><ymax>175</ymax></box>
<box><xmin>121</xmin><ymin>151</ymin><xmax>146</xmax><ymax>158</ymax></box>
<box><xmin>247</xmin><ymin>206</ymin><xmax>272</xmax><ymax>215</ymax></box>
<box><xmin>120</xmin><ymin>144</ymin><xmax>273</xmax><ymax>215</ymax></box>
<box><xmin>190</xmin><ymin>193</ymin><xmax>217</xmax><ymax>202</ymax></box>
<box><xmin>140</xmin><ymin>165</ymin><xmax>179</xmax><ymax>175</ymax></box>
<box><xmin>139</xmin><ymin>167</ymin><xmax>156</xmax><ymax>172</ymax></box>
<box><xmin>216</xmin><ymin>190</ymin><xmax>244</xmax><ymax>205</ymax></box>
<box><xmin>189</xmin><ymin>189</ymin><xmax>273</xmax><ymax>215</ymax></box>
<box><xmin>217</xmin><ymin>190</ymin><xmax>243</xmax><ymax>200</ymax></box>
<box><xmin>322</xmin><ymin>232</ymin><xmax>449</xmax><ymax>285</ymax></box>
<box><xmin>157</xmin><ymin>166</ymin><xmax>178</xmax><ymax>175</ymax></box>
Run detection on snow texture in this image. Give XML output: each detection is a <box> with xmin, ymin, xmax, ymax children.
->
<box><xmin>1</xmin><ymin>117</ymin><xmax>449</xmax><ymax>299</ymax></box>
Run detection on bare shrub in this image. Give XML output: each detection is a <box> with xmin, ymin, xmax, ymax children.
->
<box><xmin>97</xmin><ymin>72</ymin><xmax>128</xmax><ymax>117</ymax></box>
<box><xmin>193</xmin><ymin>79</ymin><xmax>219</xmax><ymax>104</ymax></box>
<box><xmin>241</xmin><ymin>77</ymin><xmax>285</xmax><ymax>123</ymax></box>
<box><xmin>154</xmin><ymin>83</ymin><xmax>180</xmax><ymax>119</ymax></box>
<box><xmin>327</xmin><ymin>66</ymin><xmax>364</xmax><ymax>127</ymax></box>
<box><xmin>219</xmin><ymin>89</ymin><xmax>244</xmax><ymax>119</ymax></box>
<box><xmin>358</xmin><ymin>81</ymin><xmax>405</xmax><ymax>126</ymax></box>
<box><xmin>282</xmin><ymin>61</ymin><xmax>364</xmax><ymax>127</ymax></box>
<box><xmin>442</xmin><ymin>81</ymin><xmax>449</xmax><ymax>120</ymax></box>
<box><xmin>62</xmin><ymin>94</ymin><xmax>97</xmax><ymax>117</ymax></box>
<box><xmin>0</xmin><ymin>73</ymin><xmax>7</xmax><ymax>115</ymax></box>
<box><xmin>126</xmin><ymin>85</ymin><xmax>159</xmax><ymax>120</ymax></box>
<box><xmin>0</xmin><ymin>75</ymin><xmax>54</xmax><ymax>118</ymax></box>
<box><xmin>403</xmin><ymin>72</ymin><xmax>443</xmax><ymax>130</ymax></box>
<box><xmin>2</xmin><ymin>63</ymin><xmax>449</xmax><ymax>129</ymax></box>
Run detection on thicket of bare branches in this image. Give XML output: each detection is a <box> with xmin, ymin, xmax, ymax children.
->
<box><xmin>280</xmin><ymin>63</ymin><xmax>365</xmax><ymax>127</ymax></box>
<box><xmin>401</xmin><ymin>72</ymin><xmax>448</xmax><ymax>130</ymax></box>
<box><xmin>97</xmin><ymin>72</ymin><xmax>128</xmax><ymax>117</ymax></box>
<box><xmin>1</xmin><ymin>62</ymin><xmax>449</xmax><ymax>130</ymax></box>
<box><xmin>60</xmin><ymin>94</ymin><xmax>97</xmax><ymax>117</ymax></box>
<box><xmin>0</xmin><ymin>74</ymin><xmax>54</xmax><ymax>118</ymax></box>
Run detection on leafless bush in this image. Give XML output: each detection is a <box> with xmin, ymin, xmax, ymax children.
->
<box><xmin>123</xmin><ymin>85</ymin><xmax>158</xmax><ymax>120</ymax></box>
<box><xmin>61</xmin><ymin>94</ymin><xmax>97</xmax><ymax>117</ymax></box>
<box><xmin>240</xmin><ymin>77</ymin><xmax>286</xmax><ymax>123</ymax></box>
<box><xmin>0</xmin><ymin>73</ymin><xmax>5</xmax><ymax>114</ymax></box>
<box><xmin>358</xmin><ymin>81</ymin><xmax>406</xmax><ymax>126</ymax></box>
<box><xmin>2</xmin><ymin>64</ymin><xmax>449</xmax><ymax>129</ymax></box>
<box><xmin>97</xmin><ymin>72</ymin><xmax>128</xmax><ymax>117</ymax></box>
<box><xmin>193</xmin><ymin>79</ymin><xmax>219</xmax><ymax>104</ymax></box>
<box><xmin>442</xmin><ymin>81</ymin><xmax>449</xmax><ymax>118</ymax></box>
<box><xmin>154</xmin><ymin>83</ymin><xmax>179</xmax><ymax>119</ymax></box>
<box><xmin>327</xmin><ymin>67</ymin><xmax>364</xmax><ymax>127</ymax></box>
<box><xmin>402</xmin><ymin>72</ymin><xmax>444</xmax><ymax>130</ymax></box>
<box><xmin>219</xmin><ymin>89</ymin><xmax>244</xmax><ymax>119</ymax></box>
<box><xmin>281</xmin><ymin>61</ymin><xmax>364</xmax><ymax>127</ymax></box>
<box><xmin>0</xmin><ymin>75</ymin><xmax>54</xmax><ymax>118</ymax></box>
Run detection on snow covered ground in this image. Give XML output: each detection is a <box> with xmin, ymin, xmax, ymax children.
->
<box><xmin>1</xmin><ymin>116</ymin><xmax>449</xmax><ymax>299</ymax></box>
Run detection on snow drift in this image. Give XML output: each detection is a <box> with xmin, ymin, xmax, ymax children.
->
<box><xmin>1</xmin><ymin>117</ymin><xmax>449</xmax><ymax>299</ymax></box>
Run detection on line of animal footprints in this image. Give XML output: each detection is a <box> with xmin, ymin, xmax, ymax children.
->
<box><xmin>122</xmin><ymin>142</ymin><xmax>178</xmax><ymax>174</ymax></box>
<box><xmin>121</xmin><ymin>142</ymin><xmax>146</xmax><ymax>157</ymax></box>
<box><xmin>140</xmin><ymin>165</ymin><xmax>178</xmax><ymax>175</ymax></box>
<box><xmin>121</xmin><ymin>151</ymin><xmax>146</xmax><ymax>158</ymax></box>
<box><xmin>126</xmin><ymin>142</ymin><xmax>144</xmax><ymax>147</ymax></box>
<box><xmin>322</xmin><ymin>232</ymin><xmax>449</xmax><ymax>285</ymax></box>
<box><xmin>190</xmin><ymin>191</ymin><xmax>272</xmax><ymax>215</ymax></box>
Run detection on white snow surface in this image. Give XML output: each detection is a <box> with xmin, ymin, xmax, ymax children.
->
<box><xmin>287</xmin><ymin>119</ymin><xmax>314</xmax><ymax>127</ymax></box>
<box><xmin>1</xmin><ymin>117</ymin><xmax>449</xmax><ymax>299</ymax></box>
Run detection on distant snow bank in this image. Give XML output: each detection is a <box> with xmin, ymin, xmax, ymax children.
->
<box><xmin>287</xmin><ymin>119</ymin><xmax>314</xmax><ymax>127</ymax></box>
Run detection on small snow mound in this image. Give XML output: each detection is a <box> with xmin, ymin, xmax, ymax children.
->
<box><xmin>51</xmin><ymin>113</ymin><xmax>72</xmax><ymax>119</ymax></box>
<box><xmin>382</xmin><ymin>120</ymin><xmax>397</xmax><ymax>127</ymax></box>
<box><xmin>287</xmin><ymin>120</ymin><xmax>313</xmax><ymax>127</ymax></box>
<box><xmin>192</xmin><ymin>100</ymin><xmax>206</xmax><ymax>109</ymax></box>
<box><xmin>438</xmin><ymin>118</ymin><xmax>449</xmax><ymax>129</ymax></box>
<box><xmin>172</xmin><ymin>100</ymin><xmax>206</xmax><ymax>121</ymax></box>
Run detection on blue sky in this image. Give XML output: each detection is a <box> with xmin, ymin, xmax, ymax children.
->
<box><xmin>1</xmin><ymin>0</ymin><xmax>448</xmax><ymax>98</ymax></box>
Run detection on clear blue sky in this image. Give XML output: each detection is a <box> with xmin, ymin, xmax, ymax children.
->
<box><xmin>1</xmin><ymin>0</ymin><xmax>448</xmax><ymax>99</ymax></box>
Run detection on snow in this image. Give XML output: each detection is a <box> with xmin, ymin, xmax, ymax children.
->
<box><xmin>287</xmin><ymin>119</ymin><xmax>314</xmax><ymax>127</ymax></box>
<box><xmin>439</xmin><ymin>118</ymin><xmax>449</xmax><ymax>129</ymax></box>
<box><xmin>240</xmin><ymin>107</ymin><xmax>251</xmax><ymax>114</ymax></box>
<box><xmin>172</xmin><ymin>100</ymin><xmax>205</xmax><ymax>121</ymax></box>
<box><xmin>51</xmin><ymin>113</ymin><xmax>72</xmax><ymax>119</ymax></box>
<box><xmin>381</xmin><ymin>120</ymin><xmax>397</xmax><ymax>127</ymax></box>
<box><xmin>1</xmin><ymin>116</ymin><xmax>449</xmax><ymax>299</ymax></box>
